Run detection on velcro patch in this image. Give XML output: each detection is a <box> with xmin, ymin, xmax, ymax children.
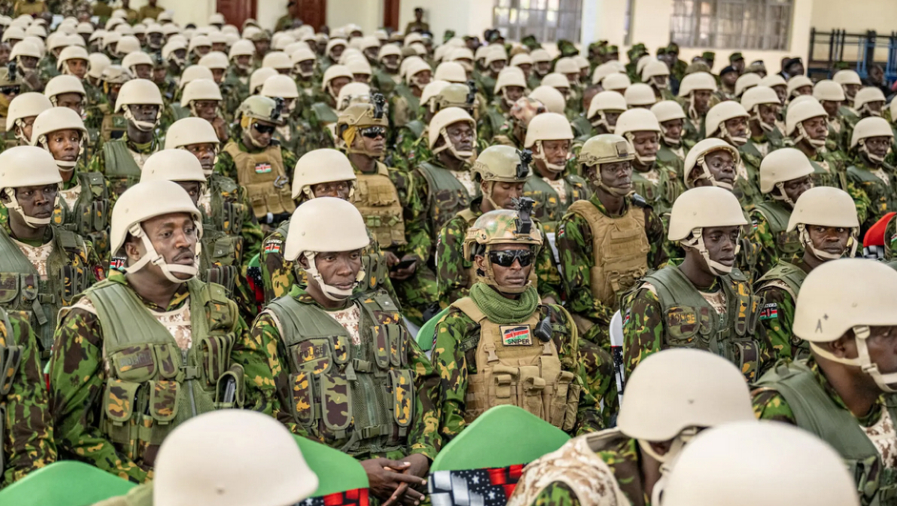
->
<box><xmin>255</xmin><ymin>163</ymin><xmax>272</xmax><ymax>174</ymax></box>
<box><xmin>623</xmin><ymin>309</ymin><xmax>631</xmax><ymax>326</ymax></box>
<box><xmin>264</xmin><ymin>240</ymin><xmax>283</xmax><ymax>254</ymax></box>
<box><xmin>759</xmin><ymin>303</ymin><xmax>778</xmax><ymax>320</ymax></box>
<box><xmin>501</xmin><ymin>325</ymin><xmax>532</xmax><ymax>346</ymax></box>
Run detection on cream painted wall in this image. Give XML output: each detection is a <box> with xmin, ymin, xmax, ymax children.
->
<box><xmin>397</xmin><ymin>0</ymin><xmax>492</xmax><ymax>41</ymax></box>
<box><xmin>327</xmin><ymin>0</ymin><xmax>382</xmax><ymax>34</ymax></box>
<box><xmin>811</xmin><ymin>0</ymin><xmax>897</xmax><ymax>33</ymax></box>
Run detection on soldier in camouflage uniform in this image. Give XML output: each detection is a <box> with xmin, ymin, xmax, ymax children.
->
<box><xmin>245</xmin><ymin>197</ymin><xmax>436</xmax><ymax>505</ymax></box>
<box><xmin>50</xmin><ymin>180</ymin><xmax>262</xmax><ymax>483</ymax></box>
<box><xmin>492</xmin><ymin>96</ymin><xmax>544</xmax><ymax>150</ymax></box>
<box><xmin>260</xmin><ymin>75</ymin><xmax>305</xmax><ymax>157</ymax></box>
<box><xmin>842</xmin><ymin>87</ymin><xmax>887</xmax><ymax>153</ymax></box>
<box><xmin>740</xmin><ymin>85</ymin><xmax>785</xmax><ymax>162</ymax></box>
<box><xmin>289</xmin><ymin>47</ymin><xmax>317</xmax><ymax>114</ymax></box>
<box><xmin>747</xmin><ymin>148</ymin><xmax>815</xmax><ymax>278</ymax></box>
<box><xmin>479</xmin><ymin>67</ymin><xmax>527</xmax><ymax>144</ymax></box>
<box><xmin>615</xmin><ymin>108</ymin><xmax>682</xmax><ymax>217</ymax></box>
<box><xmin>432</xmin><ymin>206</ymin><xmax>606</xmax><ymax>441</ymax></box>
<box><xmin>475</xmin><ymin>46</ymin><xmax>507</xmax><ymax>103</ymax></box>
<box><xmin>45</xmin><ymin>74</ymin><xmax>96</xmax><ymax>159</ymax></box>
<box><xmin>3</xmin><ymin>91</ymin><xmax>50</xmax><ymax>153</ymax></box>
<box><xmin>510</xmin><ymin>350</ymin><xmax>754</xmax><ymax>506</ymax></box>
<box><xmin>390</xmin><ymin>58</ymin><xmax>430</xmax><ymax>130</ymax></box>
<box><xmin>754</xmin><ymin>187</ymin><xmax>858</xmax><ymax>363</ymax></box>
<box><xmin>88</xmin><ymin>79</ymin><xmax>162</xmax><ymax>200</ymax></box>
<box><xmin>704</xmin><ymin>101</ymin><xmax>761</xmax><ymax>206</ymax></box>
<box><xmin>392</xmin><ymin>79</ymin><xmax>449</xmax><ymax>172</ymax></box>
<box><xmin>436</xmin><ymin>146</ymin><xmax>560</xmax><ymax>307</ymax></box>
<box><xmin>558</xmin><ymin>134</ymin><xmax>667</xmax><ymax>347</ymax></box>
<box><xmin>847</xmin><ymin>117</ymin><xmax>896</xmax><ymax>234</ymax></box>
<box><xmin>178</xmin><ymin>78</ymin><xmax>229</xmax><ymax>146</ymax></box>
<box><xmin>260</xmin><ymin>148</ymin><xmax>396</xmax><ymax>305</ymax></box>
<box><xmin>641</xmin><ymin>59</ymin><xmax>674</xmax><ymax>102</ymax></box>
<box><xmin>752</xmin><ymin>259</ymin><xmax>897</xmax><ymax>506</ymax></box>
<box><xmin>305</xmin><ymin>64</ymin><xmax>352</xmax><ymax>151</ymax></box>
<box><xmin>676</xmin><ymin>72</ymin><xmax>716</xmax><ymax>149</ymax></box>
<box><xmin>580</xmin><ymin>91</ymin><xmax>626</xmax><ymax>143</ymax></box>
<box><xmin>814</xmin><ymin>79</ymin><xmax>848</xmax><ymax>152</ymax></box>
<box><xmin>371</xmin><ymin>44</ymin><xmax>401</xmax><ymax>97</ymax></box>
<box><xmin>650</xmin><ymin>100</ymin><xmax>687</xmax><ymax>185</ymax></box>
<box><xmin>623</xmin><ymin>186</ymin><xmax>773</xmax><ymax>382</ymax></box>
<box><xmin>221</xmin><ymin>40</ymin><xmax>254</xmax><ymax>119</ymax></box>
<box><xmin>215</xmin><ymin>95</ymin><xmax>298</xmax><ymax>234</ymax></box>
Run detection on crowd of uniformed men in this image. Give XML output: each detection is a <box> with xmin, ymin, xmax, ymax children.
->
<box><xmin>0</xmin><ymin>1</ymin><xmax>895</xmax><ymax>505</ymax></box>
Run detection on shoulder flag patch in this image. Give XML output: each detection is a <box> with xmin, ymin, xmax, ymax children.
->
<box><xmin>759</xmin><ymin>302</ymin><xmax>778</xmax><ymax>320</ymax></box>
<box><xmin>264</xmin><ymin>239</ymin><xmax>283</xmax><ymax>254</ymax></box>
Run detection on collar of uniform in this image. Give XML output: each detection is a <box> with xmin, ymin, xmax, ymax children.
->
<box><xmin>287</xmin><ymin>284</ymin><xmax>353</xmax><ymax>311</ymax></box>
<box><xmin>122</xmin><ymin>132</ymin><xmax>158</xmax><ymax>154</ymax></box>
<box><xmin>588</xmin><ymin>192</ymin><xmax>630</xmax><ymax>217</ymax></box>
<box><xmin>350</xmin><ymin>159</ymin><xmax>379</xmax><ymax>176</ymax></box>
<box><xmin>60</xmin><ymin>162</ymin><xmax>85</xmax><ymax>190</ymax></box>
<box><xmin>750</xmin><ymin>133</ymin><xmax>768</xmax><ymax>144</ymax></box>
<box><xmin>2</xmin><ymin>211</ymin><xmax>53</xmax><ymax>247</ymax></box>
<box><xmin>469</xmin><ymin>195</ymin><xmax>485</xmax><ymax>214</ymax></box>
<box><xmin>110</xmin><ymin>270</ymin><xmax>192</xmax><ymax>312</ymax></box>
<box><xmin>808</xmin><ymin>356</ymin><xmax>884</xmax><ymax>427</ymax></box>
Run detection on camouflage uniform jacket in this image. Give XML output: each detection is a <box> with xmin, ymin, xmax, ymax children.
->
<box><xmin>492</xmin><ymin>119</ymin><xmax>525</xmax><ymax>149</ymax></box>
<box><xmin>1</xmin><ymin>310</ymin><xmax>55</xmax><ymax>486</ymax></box>
<box><xmin>431</xmin><ymin>291</ymin><xmax>604</xmax><ymax>441</ymax></box>
<box><xmin>213</xmin><ymin>137</ymin><xmax>299</xmax><ymax>184</ymax></box>
<box><xmin>753</xmin><ymin>258</ymin><xmax>811</xmax><ymax>362</ymax></box>
<box><xmin>847</xmin><ymin>158</ymin><xmax>897</xmax><ymax>233</ymax></box>
<box><xmin>479</xmin><ymin>103</ymin><xmax>511</xmax><ymax>146</ymax></box>
<box><xmin>49</xmin><ymin>271</ymin><xmax>263</xmax><ymax>483</ymax></box>
<box><xmin>557</xmin><ymin>194</ymin><xmax>667</xmax><ymax>344</ymax></box>
<box><xmin>87</xmin><ymin>132</ymin><xmax>161</xmax><ymax>203</ymax></box>
<box><xmin>247</xmin><ymin>286</ymin><xmax>442</xmax><ymax>461</ymax></box>
<box><xmin>435</xmin><ymin>197</ymin><xmax>562</xmax><ymax>308</ymax></box>
<box><xmin>221</xmin><ymin>70</ymin><xmax>250</xmax><ymax>122</ymax></box>
<box><xmin>746</xmin><ymin>199</ymin><xmax>799</xmax><ymax>279</ymax></box>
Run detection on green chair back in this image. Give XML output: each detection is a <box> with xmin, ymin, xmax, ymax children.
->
<box><xmin>416</xmin><ymin>306</ymin><xmax>451</xmax><ymax>351</ymax></box>
<box><xmin>430</xmin><ymin>405</ymin><xmax>570</xmax><ymax>471</ymax></box>
<box><xmin>248</xmin><ymin>253</ymin><xmax>261</xmax><ymax>270</ymax></box>
<box><xmin>294</xmin><ymin>435</ymin><xmax>369</xmax><ymax>496</ymax></box>
<box><xmin>0</xmin><ymin>461</ymin><xmax>136</xmax><ymax>506</ymax></box>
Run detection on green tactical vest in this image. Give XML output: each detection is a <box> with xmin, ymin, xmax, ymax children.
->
<box><xmin>373</xmin><ymin>69</ymin><xmax>398</xmax><ymax>96</ymax></box>
<box><xmin>417</xmin><ymin>161</ymin><xmax>472</xmax><ymax>234</ymax></box>
<box><xmin>849</xmin><ymin>164</ymin><xmax>897</xmax><ymax>216</ymax></box>
<box><xmin>102</xmin><ymin>140</ymin><xmax>144</xmax><ymax>198</ymax></box>
<box><xmin>0</xmin><ymin>308</ymin><xmax>22</xmax><ymax>483</ymax></box>
<box><xmin>86</xmin><ymin>278</ymin><xmax>242</xmax><ymax>468</ymax></box>
<box><xmin>755</xmin><ymin>361</ymin><xmax>897</xmax><ymax>506</ymax></box>
<box><xmin>485</xmin><ymin>108</ymin><xmax>506</xmax><ymax>139</ymax></box>
<box><xmin>570</xmin><ymin>116</ymin><xmax>592</xmax><ymax>140</ymax></box>
<box><xmin>53</xmin><ymin>171</ymin><xmax>111</xmax><ymax>254</ymax></box>
<box><xmin>656</xmin><ymin>144</ymin><xmax>685</xmax><ymax>175</ymax></box>
<box><xmin>523</xmin><ymin>174</ymin><xmax>589</xmax><ymax>234</ymax></box>
<box><xmin>810</xmin><ymin>156</ymin><xmax>849</xmax><ymax>192</ymax></box>
<box><xmin>199</xmin><ymin>175</ymin><xmax>246</xmax><ymax>297</ymax></box>
<box><xmin>733</xmin><ymin>157</ymin><xmax>762</xmax><ymax>207</ymax></box>
<box><xmin>168</xmin><ymin>103</ymin><xmax>190</xmax><ymax>123</ymax></box>
<box><xmin>644</xmin><ymin>265</ymin><xmax>762</xmax><ymax>381</ymax></box>
<box><xmin>266</xmin><ymin>290</ymin><xmax>415</xmax><ymax>456</ymax></box>
<box><xmin>311</xmin><ymin>102</ymin><xmax>338</xmax><ymax>125</ymax></box>
<box><xmin>405</xmin><ymin>120</ymin><xmax>425</xmax><ymax>140</ymax></box>
<box><xmin>0</xmin><ymin>227</ymin><xmax>91</xmax><ymax>359</ymax></box>
<box><xmin>394</xmin><ymin>84</ymin><xmax>420</xmax><ymax>117</ymax></box>
<box><xmin>752</xmin><ymin>201</ymin><xmax>801</xmax><ymax>257</ymax></box>
<box><xmin>755</xmin><ymin>261</ymin><xmax>808</xmax><ymax>360</ymax></box>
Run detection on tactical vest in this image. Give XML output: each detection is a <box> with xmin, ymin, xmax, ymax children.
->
<box><xmin>99</xmin><ymin>112</ymin><xmax>128</xmax><ymax>142</ymax></box>
<box><xmin>752</xmin><ymin>201</ymin><xmax>801</xmax><ymax>258</ymax></box>
<box><xmin>223</xmin><ymin>142</ymin><xmax>296</xmax><ymax>219</ymax></box>
<box><xmin>455</xmin><ymin>209</ymin><xmax>481</xmax><ymax>289</ymax></box>
<box><xmin>88</xmin><ymin>279</ymin><xmax>242</xmax><ymax>468</ymax></box>
<box><xmin>645</xmin><ymin>265</ymin><xmax>762</xmax><ymax>381</ymax></box>
<box><xmin>351</xmin><ymin>162</ymin><xmax>407</xmax><ymax>248</ymax></box>
<box><xmin>0</xmin><ymin>308</ymin><xmax>22</xmax><ymax>483</ymax></box>
<box><xmin>755</xmin><ymin>361</ymin><xmax>897</xmax><ymax>506</ymax></box>
<box><xmin>394</xmin><ymin>84</ymin><xmax>420</xmax><ymax>118</ymax></box>
<box><xmin>523</xmin><ymin>174</ymin><xmax>589</xmax><ymax>234</ymax></box>
<box><xmin>266</xmin><ymin>290</ymin><xmax>414</xmax><ymax>456</ymax></box>
<box><xmin>451</xmin><ymin>298</ymin><xmax>580</xmax><ymax>430</ymax></box>
<box><xmin>198</xmin><ymin>175</ymin><xmax>247</xmax><ymax>297</ymax></box>
<box><xmin>810</xmin><ymin>157</ymin><xmax>849</xmax><ymax>191</ymax></box>
<box><xmin>631</xmin><ymin>169</ymin><xmax>663</xmax><ymax>209</ymax></box>
<box><xmin>417</xmin><ymin>162</ymin><xmax>472</xmax><ymax>235</ymax></box>
<box><xmin>567</xmin><ymin>199</ymin><xmax>650</xmax><ymax>309</ymax></box>
<box><xmin>404</xmin><ymin>120</ymin><xmax>425</xmax><ymax>140</ymax></box>
<box><xmin>849</xmin><ymin>165</ymin><xmax>897</xmax><ymax>216</ymax></box>
<box><xmin>102</xmin><ymin>140</ymin><xmax>146</xmax><ymax>198</ymax></box>
<box><xmin>53</xmin><ymin>172</ymin><xmax>111</xmax><ymax>254</ymax></box>
<box><xmin>310</xmin><ymin>102</ymin><xmax>338</xmax><ymax>126</ymax></box>
<box><xmin>0</xmin><ymin>228</ymin><xmax>92</xmax><ymax>359</ymax></box>
<box><xmin>733</xmin><ymin>159</ymin><xmax>762</xmax><ymax>206</ymax></box>
<box><xmin>755</xmin><ymin>261</ymin><xmax>809</xmax><ymax>360</ymax></box>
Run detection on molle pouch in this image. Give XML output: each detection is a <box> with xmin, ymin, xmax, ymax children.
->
<box><xmin>388</xmin><ymin>370</ymin><xmax>414</xmax><ymax>428</ymax></box>
<box><xmin>291</xmin><ymin>338</ymin><xmax>334</xmax><ymax>376</ymax></box>
<box><xmin>289</xmin><ymin>370</ymin><xmax>316</xmax><ymax>425</ymax></box>
<box><xmin>93</xmin><ymin>200</ymin><xmax>109</xmax><ymax>231</ymax></box>
<box><xmin>221</xmin><ymin>201</ymin><xmax>239</xmax><ymax>235</ymax></box>
<box><xmin>372</xmin><ymin>325</ymin><xmax>390</xmax><ymax>369</ymax></box>
<box><xmin>198</xmin><ymin>333</ymin><xmax>235</xmax><ymax>387</ymax></box>
<box><xmin>249</xmin><ymin>193</ymin><xmax>267</xmax><ymax>218</ymax></box>
<box><xmin>62</xmin><ymin>265</ymin><xmax>78</xmax><ymax>301</ymax></box>
<box><xmin>731</xmin><ymin>340</ymin><xmax>759</xmax><ymax>382</ymax></box>
<box><xmin>215</xmin><ymin>363</ymin><xmax>245</xmax><ymax>409</ymax></box>
<box><xmin>370</xmin><ymin>184</ymin><xmax>397</xmax><ymax>207</ymax></box>
<box><xmin>518</xmin><ymin>365</ymin><xmax>546</xmax><ymax>418</ymax></box>
<box><xmin>76</xmin><ymin>201</ymin><xmax>91</xmax><ymax>234</ymax></box>
<box><xmin>320</xmin><ymin>369</ymin><xmax>352</xmax><ymax>434</ymax></box>
<box><xmin>386</xmin><ymin>324</ymin><xmax>405</xmax><ymax>367</ymax></box>
<box><xmin>88</xmin><ymin>230</ymin><xmax>110</xmax><ymax>256</ymax></box>
<box><xmin>0</xmin><ymin>273</ymin><xmax>19</xmax><ymax>305</ymax></box>
<box><xmin>52</xmin><ymin>207</ymin><xmax>65</xmax><ymax>227</ymax></box>
<box><xmin>147</xmin><ymin>380</ymin><xmax>179</xmax><ymax>426</ymax></box>
<box><xmin>279</xmin><ymin>188</ymin><xmax>297</xmax><ymax>214</ymax></box>
<box><xmin>697</xmin><ymin>307</ymin><xmax>714</xmax><ymax>344</ymax></box>
<box><xmin>491</xmin><ymin>364</ymin><xmax>519</xmax><ymax>407</ymax></box>
<box><xmin>110</xmin><ymin>344</ymin><xmax>157</xmax><ymax>382</ymax></box>
<box><xmin>734</xmin><ymin>285</ymin><xmax>750</xmax><ymax>337</ymax></box>
<box><xmin>103</xmin><ymin>378</ymin><xmax>141</xmax><ymax>446</ymax></box>
<box><xmin>0</xmin><ymin>343</ymin><xmax>23</xmax><ymax>396</ymax></box>
<box><xmin>549</xmin><ymin>371</ymin><xmax>575</xmax><ymax>428</ymax></box>
<box><xmin>152</xmin><ymin>344</ymin><xmax>180</xmax><ymax>380</ymax></box>
<box><xmin>563</xmin><ymin>382</ymin><xmax>582</xmax><ymax>432</ymax></box>
<box><xmin>665</xmin><ymin>306</ymin><xmax>699</xmax><ymax>347</ymax></box>
<box><xmin>0</xmin><ymin>405</ymin><xmax>4</xmax><ymax>476</ymax></box>
<box><xmin>330</xmin><ymin>333</ymin><xmax>350</xmax><ymax>365</ymax></box>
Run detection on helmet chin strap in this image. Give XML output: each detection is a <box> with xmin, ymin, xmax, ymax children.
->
<box><xmin>303</xmin><ymin>251</ymin><xmax>365</xmax><ymax>301</ymax></box>
<box><xmin>719</xmin><ymin>128</ymin><xmax>747</xmax><ymax>147</ymax></box>
<box><xmin>3</xmin><ymin>187</ymin><xmax>57</xmax><ymax>228</ymax></box>
<box><xmin>795</xmin><ymin>122</ymin><xmax>826</xmax><ymax>149</ymax></box>
<box><xmin>38</xmin><ymin>134</ymin><xmax>82</xmax><ymax>173</ymax></box>
<box><xmin>589</xmin><ymin>165</ymin><xmax>631</xmax><ymax>197</ymax></box>
<box><xmin>771</xmin><ymin>182</ymin><xmax>796</xmax><ymax>207</ymax></box>
<box><xmin>811</xmin><ymin>325</ymin><xmax>897</xmax><ymax>393</ymax></box>
<box><xmin>534</xmin><ymin>140</ymin><xmax>568</xmax><ymax>173</ymax></box>
<box><xmin>862</xmin><ymin>105</ymin><xmax>882</xmax><ymax>117</ymax></box>
<box><xmin>691</xmin><ymin>155</ymin><xmax>734</xmax><ymax>190</ymax></box>
<box><xmin>624</xmin><ymin>132</ymin><xmax>657</xmax><ymax>166</ymax></box>
<box><xmin>659</xmin><ymin>123</ymin><xmax>681</xmax><ymax>147</ymax></box>
<box><xmin>245</xmin><ymin>123</ymin><xmax>269</xmax><ymax>148</ymax></box>
<box><xmin>651</xmin><ymin>77</ymin><xmax>669</xmax><ymax>90</ymax></box>
<box><xmin>683</xmin><ymin>228</ymin><xmax>739</xmax><ymax>276</ymax></box>
<box><xmin>12</xmin><ymin>119</ymin><xmax>30</xmax><ymax>145</ymax></box>
<box><xmin>123</xmin><ymin>222</ymin><xmax>201</xmax><ymax>284</ymax></box>
<box><xmin>860</xmin><ymin>141</ymin><xmax>888</xmax><ymax>164</ymax></box>
<box><xmin>590</xmin><ymin>111</ymin><xmax>615</xmax><ymax>133</ymax></box>
<box><xmin>123</xmin><ymin>105</ymin><xmax>159</xmax><ymax>132</ymax></box>
<box><xmin>638</xmin><ymin>428</ymin><xmax>698</xmax><ymax>506</ymax></box>
<box><xmin>798</xmin><ymin>224</ymin><xmax>856</xmax><ymax>260</ymax></box>
<box><xmin>751</xmin><ymin>109</ymin><xmax>776</xmax><ymax>133</ymax></box>
<box><xmin>433</xmin><ymin>128</ymin><xmax>474</xmax><ymax>162</ymax></box>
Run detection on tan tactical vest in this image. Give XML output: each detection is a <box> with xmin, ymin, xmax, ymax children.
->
<box><xmin>452</xmin><ymin>298</ymin><xmax>580</xmax><ymax>431</ymax></box>
<box><xmin>351</xmin><ymin>162</ymin><xmax>407</xmax><ymax>248</ymax></box>
<box><xmin>223</xmin><ymin>142</ymin><xmax>295</xmax><ymax>219</ymax></box>
<box><xmin>567</xmin><ymin>200</ymin><xmax>650</xmax><ymax>309</ymax></box>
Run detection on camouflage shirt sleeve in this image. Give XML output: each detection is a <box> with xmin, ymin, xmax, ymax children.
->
<box><xmin>846</xmin><ymin>180</ymin><xmax>871</xmax><ymax>229</ymax></box>
<box><xmin>530</xmin><ymin>482</ymin><xmax>582</xmax><ymax>506</ymax></box>
<box><xmin>751</xmin><ymin>388</ymin><xmax>798</xmax><ymax>425</ymax></box>
<box><xmin>87</xmin><ymin>148</ymin><xmax>107</xmax><ymax>175</ymax></box>
<box><xmin>556</xmin><ymin>213</ymin><xmax>615</xmax><ymax>325</ymax></box>
<box><xmin>229</xmin><ymin>313</ymin><xmax>276</xmax><ymax>415</ymax></box>
<box><xmin>260</xmin><ymin>231</ymin><xmax>294</xmax><ymax>304</ymax></box>
<box><xmin>621</xmin><ymin>286</ymin><xmax>663</xmax><ymax>379</ymax></box>
<box><xmin>392</xmin><ymin>168</ymin><xmax>431</xmax><ymax>263</ymax></box>
<box><xmin>406</xmin><ymin>330</ymin><xmax>442</xmax><ymax>461</ymax></box>
<box><xmin>431</xmin><ymin>309</ymin><xmax>475</xmax><ymax>442</ymax></box>
<box><xmin>239</xmin><ymin>186</ymin><xmax>264</xmax><ymax>260</ymax></box>
<box><xmin>49</xmin><ymin>307</ymin><xmax>151</xmax><ymax>483</ymax></box>
<box><xmin>3</xmin><ymin>313</ymin><xmax>56</xmax><ymax>485</ymax></box>
<box><xmin>535</xmin><ymin>221</ymin><xmax>562</xmax><ymax>303</ymax></box>
<box><xmin>435</xmin><ymin>216</ymin><xmax>473</xmax><ymax>308</ymax></box>
<box><xmin>748</xmin><ymin>209</ymin><xmax>779</xmax><ymax>278</ymax></box>
<box><xmin>643</xmin><ymin>207</ymin><xmax>668</xmax><ymax>269</ymax></box>
<box><xmin>281</xmin><ymin>147</ymin><xmax>299</xmax><ymax>180</ymax></box>
<box><xmin>214</xmin><ymin>150</ymin><xmax>238</xmax><ymax>181</ymax></box>
<box><xmin>754</xmin><ymin>285</ymin><xmax>796</xmax><ymax>362</ymax></box>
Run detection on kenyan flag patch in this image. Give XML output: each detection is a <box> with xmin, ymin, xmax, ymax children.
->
<box><xmin>255</xmin><ymin>162</ymin><xmax>272</xmax><ymax>174</ymax></box>
<box><xmin>264</xmin><ymin>240</ymin><xmax>283</xmax><ymax>254</ymax></box>
<box><xmin>500</xmin><ymin>325</ymin><xmax>532</xmax><ymax>346</ymax></box>
<box><xmin>759</xmin><ymin>303</ymin><xmax>778</xmax><ymax>320</ymax></box>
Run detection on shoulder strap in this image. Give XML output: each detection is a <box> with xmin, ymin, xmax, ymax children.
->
<box><xmin>102</xmin><ymin>140</ymin><xmax>142</xmax><ymax>177</ymax></box>
<box><xmin>406</xmin><ymin>120</ymin><xmax>425</xmax><ymax>139</ymax></box>
<box><xmin>87</xmin><ymin>280</ymin><xmax>175</xmax><ymax>354</ymax></box>
<box><xmin>311</xmin><ymin>102</ymin><xmax>338</xmax><ymax>124</ymax></box>
<box><xmin>457</xmin><ymin>208</ymin><xmax>477</xmax><ymax>224</ymax></box>
<box><xmin>753</xmin><ymin>201</ymin><xmax>790</xmax><ymax>232</ymax></box>
<box><xmin>450</xmin><ymin>296</ymin><xmax>487</xmax><ymax>324</ymax></box>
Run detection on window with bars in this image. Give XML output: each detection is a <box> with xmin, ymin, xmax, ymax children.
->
<box><xmin>670</xmin><ymin>0</ymin><xmax>793</xmax><ymax>50</ymax></box>
<box><xmin>492</xmin><ymin>0</ymin><xmax>583</xmax><ymax>43</ymax></box>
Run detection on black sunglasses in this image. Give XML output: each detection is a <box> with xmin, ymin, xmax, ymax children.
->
<box><xmin>489</xmin><ymin>250</ymin><xmax>534</xmax><ymax>267</ymax></box>
<box><xmin>361</xmin><ymin>126</ymin><xmax>386</xmax><ymax>139</ymax></box>
<box><xmin>0</xmin><ymin>85</ymin><xmax>19</xmax><ymax>96</ymax></box>
<box><xmin>253</xmin><ymin>122</ymin><xmax>276</xmax><ymax>134</ymax></box>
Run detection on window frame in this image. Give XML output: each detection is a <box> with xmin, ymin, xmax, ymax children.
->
<box><xmin>492</xmin><ymin>0</ymin><xmax>583</xmax><ymax>44</ymax></box>
<box><xmin>670</xmin><ymin>0</ymin><xmax>794</xmax><ymax>51</ymax></box>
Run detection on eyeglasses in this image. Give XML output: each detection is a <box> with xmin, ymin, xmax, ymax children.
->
<box><xmin>253</xmin><ymin>122</ymin><xmax>276</xmax><ymax>134</ymax></box>
<box><xmin>0</xmin><ymin>85</ymin><xmax>19</xmax><ymax>96</ymax></box>
<box><xmin>489</xmin><ymin>249</ymin><xmax>534</xmax><ymax>267</ymax></box>
<box><xmin>361</xmin><ymin>126</ymin><xmax>386</xmax><ymax>139</ymax></box>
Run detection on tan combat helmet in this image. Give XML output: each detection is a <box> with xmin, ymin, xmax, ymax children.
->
<box><xmin>463</xmin><ymin>207</ymin><xmax>543</xmax><ymax>294</ymax></box>
<box><xmin>614</xmin><ymin>108</ymin><xmax>661</xmax><ymax>166</ymax></box>
<box><xmin>87</xmin><ymin>53</ymin><xmax>112</xmax><ymax>81</ymax></box>
<box><xmin>111</xmin><ymin>180</ymin><xmax>202</xmax><ymax>283</ymax></box>
<box><xmin>833</xmin><ymin>69</ymin><xmax>862</xmax><ymax>102</ymax></box>
<box><xmin>787</xmin><ymin>186</ymin><xmax>859</xmax><ymax>260</ymax></box>
<box><xmin>121</xmin><ymin>51</ymin><xmax>153</xmax><ymax>78</ymax></box>
<box><xmin>228</xmin><ymin>39</ymin><xmax>255</xmax><ymax>70</ymax></box>
<box><xmin>683</xmin><ymin>138</ymin><xmax>741</xmax><ymax>190</ymax></box>
<box><xmin>529</xmin><ymin>85</ymin><xmax>565</xmax><ymax>115</ymax></box>
<box><xmin>248</xmin><ymin>67</ymin><xmax>277</xmax><ymax>95</ymax></box>
<box><xmin>164</xmin><ymin>117</ymin><xmax>220</xmax><ymax>176</ymax></box>
<box><xmin>624</xmin><ymin>83</ymin><xmax>657</xmax><ymax>108</ymax></box>
<box><xmin>433</xmin><ymin>82</ymin><xmax>477</xmax><ymax>115</ymax></box>
<box><xmin>641</xmin><ymin>59</ymin><xmax>670</xmax><ymax>90</ymax></box>
<box><xmin>291</xmin><ymin>149</ymin><xmax>356</xmax><ymax>202</ymax></box>
<box><xmin>472</xmin><ymin>145</ymin><xmax>531</xmax><ymax>209</ymax></box>
<box><xmin>139</xmin><ymin>149</ymin><xmax>207</xmax><ymax>199</ymax></box>
<box><xmin>668</xmin><ymin>186</ymin><xmax>746</xmax><ymax>275</ymax></box>
<box><xmin>290</xmin><ymin>47</ymin><xmax>317</xmax><ymax>78</ymax></box>
<box><xmin>678</xmin><ymin>71</ymin><xmax>717</xmax><ymax>100</ymax></box>
<box><xmin>10</xmin><ymin>40</ymin><xmax>40</xmax><ymax>70</ymax></box>
<box><xmin>734</xmin><ymin>72</ymin><xmax>761</xmax><ymax>98</ymax></box>
<box><xmin>336</xmin><ymin>93</ymin><xmax>388</xmax><ymax>156</ymax></box>
<box><xmin>429</xmin><ymin>106</ymin><xmax>476</xmax><ymax>161</ymax></box>
<box><xmin>794</xmin><ymin>258</ymin><xmax>897</xmax><ymax>392</ymax></box>
<box><xmin>0</xmin><ymin>146</ymin><xmax>62</xmax><ymax>227</ymax></box>
<box><xmin>179</xmin><ymin>66</ymin><xmax>215</xmax><ymax>91</ymax></box>
<box><xmin>434</xmin><ymin>61</ymin><xmax>466</xmax><ymax>84</ymax></box>
<box><xmin>617</xmin><ymin>349</ymin><xmax>755</xmax><ymax>505</ymax></box>
<box><xmin>182</xmin><ymin>79</ymin><xmax>223</xmax><ymax>116</ymax></box>
<box><xmin>115</xmin><ymin>78</ymin><xmax>163</xmax><ymax>132</ymax></box>
<box><xmin>494</xmin><ymin>67</ymin><xmax>527</xmax><ymax>107</ymax></box>
<box><xmin>854</xmin><ymin>86</ymin><xmax>887</xmax><ymax>117</ymax></box>
<box><xmin>740</xmin><ymin>85</ymin><xmax>780</xmax><ymax>133</ymax></box>
<box><xmin>335</xmin><ymin>82</ymin><xmax>371</xmax><ymax>111</ymax></box>
<box><xmin>154</xmin><ymin>410</ymin><xmax>319</xmax><ymax>506</ymax></box>
<box><xmin>851</xmin><ymin>116</ymin><xmax>894</xmax><ymax>162</ymax></box>
<box><xmin>261</xmin><ymin>75</ymin><xmax>300</xmax><ymax>112</ymax></box>
<box><xmin>579</xmin><ymin>134</ymin><xmax>634</xmax><ymax>196</ymax></box>
<box><xmin>6</xmin><ymin>92</ymin><xmax>52</xmax><ymax>143</ymax></box>
<box><xmin>321</xmin><ymin>64</ymin><xmax>352</xmax><ymax>98</ymax></box>
<box><xmin>785</xmin><ymin>98</ymin><xmax>827</xmax><ymax>148</ymax></box>
<box><xmin>420</xmin><ymin>80</ymin><xmax>450</xmax><ymax>112</ymax></box>
<box><xmin>663</xmin><ymin>421</ymin><xmax>860</xmax><ymax>506</ymax></box>
<box><xmin>587</xmin><ymin>91</ymin><xmax>627</xmax><ymax>133</ymax></box>
<box><xmin>541</xmin><ymin>73</ymin><xmax>571</xmax><ymax>97</ymax></box>
<box><xmin>404</xmin><ymin>58</ymin><xmax>431</xmax><ymax>89</ymax></box>
<box><xmin>56</xmin><ymin>45</ymin><xmax>89</xmax><ymax>75</ymax></box>
<box><xmin>376</xmin><ymin>43</ymin><xmax>401</xmax><ymax>72</ymax></box>
<box><xmin>651</xmin><ymin>100</ymin><xmax>686</xmax><ymax>146</ymax></box>
<box><xmin>785</xmin><ymin>75</ymin><xmax>813</xmax><ymax>102</ymax></box>
<box><xmin>592</xmin><ymin>62</ymin><xmax>622</xmax><ymax>85</ymax></box>
<box><xmin>705</xmin><ymin>101</ymin><xmax>749</xmax><ymax>146</ymax></box>
<box><xmin>813</xmin><ymin>79</ymin><xmax>846</xmax><ymax>103</ymax></box>
<box><xmin>284</xmin><ymin>197</ymin><xmax>370</xmax><ymax>300</ymax></box>
<box><xmin>602</xmin><ymin>72</ymin><xmax>631</xmax><ymax>93</ymax></box>
<box><xmin>524</xmin><ymin>112</ymin><xmax>573</xmax><ymax>172</ymax></box>
<box><xmin>31</xmin><ymin>106</ymin><xmax>87</xmax><ymax>171</ymax></box>
<box><xmin>237</xmin><ymin>95</ymin><xmax>285</xmax><ymax>147</ymax></box>
<box><xmin>758</xmin><ymin>147</ymin><xmax>814</xmax><ymax>205</ymax></box>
